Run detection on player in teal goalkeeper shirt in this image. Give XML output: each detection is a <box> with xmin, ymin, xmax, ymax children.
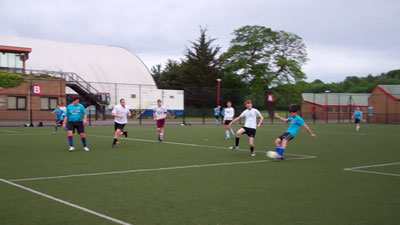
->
<box><xmin>62</xmin><ymin>97</ymin><xmax>89</xmax><ymax>152</ymax></box>
<box><xmin>274</xmin><ymin>105</ymin><xmax>316</xmax><ymax>160</ymax></box>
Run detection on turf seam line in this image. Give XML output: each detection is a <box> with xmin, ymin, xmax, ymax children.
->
<box><xmin>88</xmin><ymin>134</ymin><xmax>315</xmax><ymax>157</ymax></box>
<box><xmin>0</xmin><ymin>178</ymin><xmax>133</xmax><ymax>225</ymax></box>
<box><xmin>9</xmin><ymin>156</ymin><xmax>315</xmax><ymax>182</ymax></box>
<box><xmin>344</xmin><ymin>162</ymin><xmax>400</xmax><ymax>177</ymax></box>
<box><xmin>0</xmin><ymin>129</ymin><xmax>20</xmax><ymax>133</ymax></box>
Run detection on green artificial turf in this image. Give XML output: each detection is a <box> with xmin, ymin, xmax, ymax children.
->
<box><xmin>0</xmin><ymin>124</ymin><xmax>399</xmax><ymax>225</ymax></box>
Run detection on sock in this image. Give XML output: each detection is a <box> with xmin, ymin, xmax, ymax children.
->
<box><xmin>275</xmin><ymin>147</ymin><xmax>285</xmax><ymax>156</ymax></box>
<box><xmin>68</xmin><ymin>136</ymin><xmax>73</xmax><ymax>147</ymax></box>
<box><xmin>55</xmin><ymin>126</ymin><xmax>58</xmax><ymax>132</ymax></box>
<box><xmin>230</xmin><ymin>129</ymin><xmax>235</xmax><ymax>136</ymax></box>
<box><xmin>81</xmin><ymin>138</ymin><xmax>87</xmax><ymax>147</ymax></box>
<box><xmin>235</xmin><ymin>137</ymin><xmax>240</xmax><ymax>147</ymax></box>
<box><xmin>250</xmin><ymin>146</ymin><xmax>254</xmax><ymax>154</ymax></box>
<box><xmin>226</xmin><ymin>130</ymin><xmax>230</xmax><ymax>138</ymax></box>
<box><xmin>113</xmin><ymin>138</ymin><xmax>117</xmax><ymax>145</ymax></box>
<box><xmin>356</xmin><ymin>125</ymin><xmax>360</xmax><ymax>131</ymax></box>
<box><xmin>160</xmin><ymin>133</ymin><xmax>163</xmax><ymax>140</ymax></box>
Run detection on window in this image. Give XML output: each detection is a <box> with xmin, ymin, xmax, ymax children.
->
<box><xmin>7</xmin><ymin>96</ymin><xmax>26</xmax><ymax>110</ymax></box>
<box><xmin>335</xmin><ymin>107</ymin><xmax>340</xmax><ymax>112</ymax></box>
<box><xmin>40</xmin><ymin>97</ymin><xmax>58</xmax><ymax>110</ymax></box>
<box><xmin>327</xmin><ymin>107</ymin><xmax>333</xmax><ymax>112</ymax></box>
<box><xmin>342</xmin><ymin>108</ymin><xmax>347</xmax><ymax>112</ymax></box>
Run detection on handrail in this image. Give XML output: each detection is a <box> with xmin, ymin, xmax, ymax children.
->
<box><xmin>24</xmin><ymin>69</ymin><xmax>103</xmax><ymax>95</ymax></box>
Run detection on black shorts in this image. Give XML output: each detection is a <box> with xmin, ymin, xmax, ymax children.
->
<box><xmin>279</xmin><ymin>132</ymin><xmax>294</xmax><ymax>142</ymax></box>
<box><xmin>114</xmin><ymin>122</ymin><xmax>126</xmax><ymax>131</ymax></box>
<box><xmin>355</xmin><ymin>119</ymin><xmax>360</xmax><ymax>124</ymax></box>
<box><xmin>56</xmin><ymin>119</ymin><xmax>63</xmax><ymax>126</ymax></box>
<box><xmin>243</xmin><ymin>127</ymin><xmax>256</xmax><ymax>137</ymax></box>
<box><xmin>67</xmin><ymin>121</ymin><xmax>85</xmax><ymax>134</ymax></box>
<box><xmin>224</xmin><ymin>120</ymin><xmax>232</xmax><ymax>125</ymax></box>
<box><xmin>215</xmin><ymin>115</ymin><xmax>219</xmax><ymax>119</ymax></box>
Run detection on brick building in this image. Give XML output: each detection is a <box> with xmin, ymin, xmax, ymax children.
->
<box><xmin>368</xmin><ymin>85</ymin><xmax>400</xmax><ymax>123</ymax></box>
<box><xmin>0</xmin><ymin>76</ymin><xmax>66</xmax><ymax>121</ymax></box>
<box><xmin>302</xmin><ymin>93</ymin><xmax>369</xmax><ymax>122</ymax></box>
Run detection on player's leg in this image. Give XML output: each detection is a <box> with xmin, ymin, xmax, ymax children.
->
<box><xmin>54</xmin><ymin>120</ymin><xmax>58</xmax><ymax>133</ymax></box>
<box><xmin>356</xmin><ymin>120</ymin><xmax>360</xmax><ymax>131</ymax></box>
<box><xmin>249</xmin><ymin>137</ymin><xmax>255</xmax><ymax>156</ymax></box>
<box><xmin>67</xmin><ymin>122</ymin><xmax>75</xmax><ymax>151</ymax></box>
<box><xmin>160</xmin><ymin>126</ymin><xmax>164</xmax><ymax>141</ymax></box>
<box><xmin>77</xmin><ymin>123</ymin><xmax>88</xmax><ymax>151</ymax></box>
<box><xmin>230</xmin><ymin>128</ymin><xmax>245</xmax><ymax>149</ymax></box>
<box><xmin>225</xmin><ymin>125</ymin><xmax>230</xmax><ymax>139</ymax></box>
<box><xmin>112</xmin><ymin>128</ymin><xmax>121</xmax><ymax>148</ymax></box>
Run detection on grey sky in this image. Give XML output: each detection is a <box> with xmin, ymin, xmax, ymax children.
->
<box><xmin>1</xmin><ymin>0</ymin><xmax>399</xmax><ymax>82</ymax></box>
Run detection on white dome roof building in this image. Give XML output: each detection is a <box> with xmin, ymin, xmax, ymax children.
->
<box><xmin>0</xmin><ymin>36</ymin><xmax>183</xmax><ymax>112</ymax></box>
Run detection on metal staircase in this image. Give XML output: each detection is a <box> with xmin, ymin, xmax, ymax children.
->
<box><xmin>25</xmin><ymin>69</ymin><xmax>110</xmax><ymax>118</ymax></box>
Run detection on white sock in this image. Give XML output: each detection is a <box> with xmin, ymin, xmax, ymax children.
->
<box><xmin>356</xmin><ymin>125</ymin><xmax>360</xmax><ymax>131</ymax></box>
<box><xmin>230</xmin><ymin>129</ymin><xmax>234</xmax><ymax>136</ymax></box>
<box><xmin>160</xmin><ymin>133</ymin><xmax>164</xmax><ymax>140</ymax></box>
<box><xmin>226</xmin><ymin>130</ymin><xmax>230</xmax><ymax>138</ymax></box>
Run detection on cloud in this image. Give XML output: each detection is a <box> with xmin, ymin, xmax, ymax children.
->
<box><xmin>1</xmin><ymin>0</ymin><xmax>399</xmax><ymax>82</ymax></box>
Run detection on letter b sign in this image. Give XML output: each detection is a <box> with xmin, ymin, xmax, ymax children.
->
<box><xmin>32</xmin><ymin>85</ymin><xmax>42</xmax><ymax>95</ymax></box>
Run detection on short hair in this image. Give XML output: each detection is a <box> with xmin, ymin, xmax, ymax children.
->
<box><xmin>288</xmin><ymin>104</ymin><xmax>301</xmax><ymax>113</ymax></box>
<box><xmin>227</xmin><ymin>100</ymin><xmax>232</xmax><ymax>103</ymax></box>
<box><xmin>120</xmin><ymin>99</ymin><xmax>125</xmax><ymax>103</ymax></box>
<box><xmin>72</xmin><ymin>96</ymin><xmax>80</xmax><ymax>102</ymax></box>
<box><xmin>157</xmin><ymin>99</ymin><xmax>162</xmax><ymax>103</ymax></box>
<box><xmin>245</xmin><ymin>100</ymin><xmax>252</xmax><ymax>104</ymax></box>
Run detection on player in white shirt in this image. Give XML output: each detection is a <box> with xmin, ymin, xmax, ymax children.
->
<box><xmin>223</xmin><ymin>101</ymin><xmax>235</xmax><ymax>140</ymax></box>
<box><xmin>227</xmin><ymin>100</ymin><xmax>264</xmax><ymax>156</ymax></box>
<box><xmin>111</xmin><ymin>99</ymin><xmax>131</xmax><ymax>148</ymax></box>
<box><xmin>153</xmin><ymin>99</ymin><xmax>168</xmax><ymax>142</ymax></box>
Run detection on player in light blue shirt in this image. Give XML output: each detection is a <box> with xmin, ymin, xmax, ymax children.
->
<box><xmin>62</xmin><ymin>97</ymin><xmax>89</xmax><ymax>152</ymax></box>
<box><xmin>52</xmin><ymin>105</ymin><xmax>64</xmax><ymax>133</ymax></box>
<box><xmin>352</xmin><ymin>107</ymin><xmax>363</xmax><ymax>132</ymax></box>
<box><xmin>214</xmin><ymin>105</ymin><xmax>221</xmax><ymax>125</ymax></box>
<box><xmin>274</xmin><ymin>105</ymin><xmax>316</xmax><ymax>160</ymax></box>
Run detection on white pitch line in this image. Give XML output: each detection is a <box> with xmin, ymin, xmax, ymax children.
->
<box><xmin>0</xmin><ymin>129</ymin><xmax>20</xmax><ymax>133</ymax></box>
<box><xmin>9</xmin><ymin>156</ymin><xmax>314</xmax><ymax>182</ymax></box>
<box><xmin>0</xmin><ymin>133</ymin><xmax>51</xmax><ymax>137</ymax></box>
<box><xmin>344</xmin><ymin>162</ymin><xmax>400</xmax><ymax>177</ymax></box>
<box><xmin>344</xmin><ymin>169</ymin><xmax>400</xmax><ymax>177</ymax></box>
<box><xmin>88</xmin><ymin>134</ymin><xmax>315</xmax><ymax>158</ymax></box>
<box><xmin>0</xmin><ymin>178</ymin><xmax>132</xmax><ymax>225</ymax></box>
<box><xmin>344</xmin><ymin>162</ymin><xmax>400</xmax><ymax>170</ymax></box>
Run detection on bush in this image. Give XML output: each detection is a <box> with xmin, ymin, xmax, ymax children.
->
<box><xmin>0</xmin><ymin>72</ymin><xmax>27</xmax><ymax>88</ymax></box>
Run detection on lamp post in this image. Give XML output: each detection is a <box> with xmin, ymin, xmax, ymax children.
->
<box><xmin>324</xmin><ymin>90</ymin><xmax>330</xmax><ymax>123</ymax></box>
<box><xmin>216</xmin><ymin>79</ymin><xmax>222</xmax><ymax>106</ymax></box>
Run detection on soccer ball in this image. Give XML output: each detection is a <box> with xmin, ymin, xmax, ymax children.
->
<box><xmin>266</xmin><ymin>151</ymin><xmax>279</xmax><ymax>159</ymax></box>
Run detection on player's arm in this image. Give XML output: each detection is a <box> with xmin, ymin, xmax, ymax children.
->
<box><xmin>163</xmin><ymin>112</ymin><xmax>167</xmax><ymax>119</ymax></box>
<box><xmin>128</xmin><ymin>110</ymin><xmax>132</xmax><ymax>118</ymax></box>
<box><xmin>111</xmin><ymin>110</ymin><xmax>122</xmax><ymax>118</ymax></box>
<box><xmin>63</xmin><ymin>110</ymin><xmax>68</xmax><ymax>128</ymax></box>
<box><xmin>303</xmin><ymin>124</ymin><xmax>316</xmax><ymax>138</ymax></box>
<box><xmin>83</xmin><ymin>114</ymin><xmax>87</xmax><ymax>125</ymax></box>
<box><xmin>257</xmin><ymin>114</ymin><xmax>264</xmax><ymax>129</ymax></box>
<box><xmin>274</xmin><ymin>113</ymin><xmax>288</xmax><ymax>122</ymax></box>
<box><xmin>351</xmin><ymin>113</ymin><xmax>355</xmax><ymax>120</ymax></box>
<box><xmin>227</xmin><ymin>116</ymin><xmax>241</xmax><ymax>128</ymax></box>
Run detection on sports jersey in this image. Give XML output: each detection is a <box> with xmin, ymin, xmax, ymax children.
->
<box><xmin>60</xmin><ymin>106</ymin><xmax>66</xmax><ymax>116</ymax></box>
<box><xmin>286</xmin><ymin>115</ymin><xmax>305</xmax><ymax>137</ymax></box>
<box><xmin>354</xmin><ymin>110</ymin><xmax>362</xmax><ymax>120</ymax></box>
<box><xmin>154</xmin><ymin>105</ymin><xmax>167</xmax><ymax>120</ymax></box>
<box><xmin>53</xmin><ymin>109</ymin><xmax>64</xmax><ymax>120</ymax></box>
<box><xmin>214</xmin><ymin>107</ymin><xmax>220</xmax><ymax>116</ymax></box>
<box><xmin>66</xmin><ymin>103</ymin><xmax>87</xmax><ymax>122</ymax></box>
<box><xmin>112</xmin><ymin>104</ymin><xmax>130</xmax><ymax>124</ymax></box>
<box><xmin>224</xmin><ymin>107</ymin><xmax>235</xmax><ymax>120</ymax></box>
<box><xmin>239</xmin><ymin>108</ymin><xmax>262</xmax><ymax>129</ymax></box>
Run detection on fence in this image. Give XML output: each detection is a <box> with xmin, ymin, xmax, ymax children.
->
<box><xmin>1</xmin><ymin>80</ymin><xmax>400</xmax><ymax>126</ymax></box>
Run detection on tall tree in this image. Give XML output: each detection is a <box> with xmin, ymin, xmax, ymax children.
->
<box><xmin>151</xmin><ymin>60</ymin><xmax>183</xmax><ymax>88</ymax></box>
<box><xmin>180</xmin><ymin>27</ymin><xmax>222</xmax><ymax>107</ymax></box>
<box><xmin>220</xmin><ymin>25</ymin><xmax>308</xmax><ymax>90</ymax></box>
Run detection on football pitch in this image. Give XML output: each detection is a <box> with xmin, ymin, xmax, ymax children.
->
<box><xmin>0</xmin><ymin>124</ymin><xmax>399</xmax><ymax>225</ymax></box>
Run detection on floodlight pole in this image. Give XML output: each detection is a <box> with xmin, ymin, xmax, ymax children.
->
<box><xmin>217</xmin><ymin>79</ymin><xmax>222</xmax><ymax>106</ymax></box>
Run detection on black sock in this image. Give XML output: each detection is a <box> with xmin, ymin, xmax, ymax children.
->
<box><xmin>113</xmin><ymin>138</ymin><xmax>117</xmax><ymax>145</ymax></box>
<box><xmin>235</xmin><ymin>137</ymin><xmax>240</xmax><ymax>147</ymax></box>
<box><xmin>250</xmin><ymin>146</ymin><xmax>254</xmax><ymax>153</ymax></box>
